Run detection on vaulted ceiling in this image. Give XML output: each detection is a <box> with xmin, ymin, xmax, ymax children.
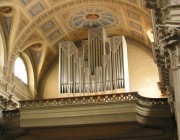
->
<box><xmin>0</xmin><ymin>0</ymin><xmax>152</xmax><ymax>84</ymax></box>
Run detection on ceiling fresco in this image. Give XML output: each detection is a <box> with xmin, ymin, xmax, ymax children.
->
<box><xmin>0</xmin><ymin>0</ymin><xmax>152</xmax><ymax>84</ymax></box>
<box><xmin>70</xmin><ymin>7</ymin><xmax>119</xmax><ymax>29</ymax></box>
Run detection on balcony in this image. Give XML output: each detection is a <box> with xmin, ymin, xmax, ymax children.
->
<box><xmin>1</xmin><ymin>92</ymin><xmax>174</xmax><ymax>140</ymax></box>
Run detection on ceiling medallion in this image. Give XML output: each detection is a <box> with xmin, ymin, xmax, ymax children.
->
<box><xmin>70</xmin><ymin>7</ymin><xmax>118</xmax><ymax>29</ymax></box>
<box><xmin>86</xmin><ymin>14</ymin><xmax>100</xmax><ymax>20</ymax></box>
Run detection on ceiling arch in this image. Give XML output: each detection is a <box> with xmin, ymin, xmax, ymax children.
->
<box><xmin>11</xmin><ymin>0</ymin><xmax>151</xmax><ymax>50</ymax></box>
<box><xmin>0</xmin><ymin>0</ymin><xmax>152</xmax><ymax>83</ymax></box>
<box><xmin>0</xmin><ymin>24</ymin><xmax>7</xmax><ymax>76</ymax></box>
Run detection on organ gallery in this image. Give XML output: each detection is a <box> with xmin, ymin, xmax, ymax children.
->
<box><xmin>1</xmin><ymin>0</ymin><xmax>179</xmax><ymax>139</ymax></box>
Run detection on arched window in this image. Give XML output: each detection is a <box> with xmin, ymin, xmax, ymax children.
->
<box><xmin>14</xmin><ymin>57</ymin><xmax>28</xmax><ymax>84</ymax></box>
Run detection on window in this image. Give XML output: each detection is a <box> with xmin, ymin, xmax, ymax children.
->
<box><xmin>14</xmin><ymin>57</ymin><xmax>28</xmax><ymax>84</ymax></box>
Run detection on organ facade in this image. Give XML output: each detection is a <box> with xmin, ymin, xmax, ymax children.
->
<box><xmin>59</xmin><ymin>28</ymin><xmax>129</xmax><ymax>96</ymax></box>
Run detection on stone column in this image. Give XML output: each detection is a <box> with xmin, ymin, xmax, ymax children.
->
<box><xmin>173</xmin><ymin>69</ymin><xmax>180</xmax><ymax>139</ymax></box>
<box><xmin>145</xmin><ymin>0</ymin><xmax>180</xmax><ymax>138</ymax></box>
<box><xmin>155</xmin><ymin>27</ymin><xmax>180</xmax><ymax>139</ymax></box>
<box><xmin>170</xmin><ymin>45</ymin><xmax>180</xmax><ymax>140</ymax></box>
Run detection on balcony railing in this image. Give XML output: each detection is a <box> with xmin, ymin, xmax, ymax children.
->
<box><xmin>137</xmin><ymin>94</ymin><xmax>168</xmax><ymax>106</ymax></box>
<box><xmin>20</xmin><ymin>92</ymin><xmax>138</xmax><ymax>109</ymax></box>
<box><xmin>2</xmin><ymin>92</ymin><xmax>171</xmax><ymax>128</ymax></box>
<box><xmin>3</xmin><ymin>109</ymin><xmax>20</xmax><ymax>120</ymax></box>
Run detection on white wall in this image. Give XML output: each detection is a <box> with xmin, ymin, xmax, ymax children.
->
<box><xmin>127</xmin><ymin>42</ymin><xmax>161</xmax><ymax>98</ymax></box>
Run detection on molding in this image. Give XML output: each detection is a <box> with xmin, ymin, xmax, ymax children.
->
<box><xmin>1</xmin><ymin>93</ymin><xmax>173</xmax><ymax>139</ymax></box>
<box><xmin>20</xmin><ymin>92</ymin><xmax>138</xmax><ymax>109</ymax></box>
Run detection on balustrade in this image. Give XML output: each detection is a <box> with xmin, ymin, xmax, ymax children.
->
<box><xmin>20</xmin><ymin>92</ymin><xmax>137</xmax><ymax>108</ymax></box>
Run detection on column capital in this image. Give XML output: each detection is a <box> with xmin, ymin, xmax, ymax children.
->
<box><xmin>157</xmin><ymin>26</ymin><xmax>180</xmax><ymax>49</ymax></box>
<box><xmin>169</xmin><ymin>44</ymin><xmax>180</xmax><ymax>70</ymax></box>
<box><xmin>145</xmin><ymin>0</ymin><xmax>158</xmax><ymax>9</ymax></box>
<box><xmin>155</xmin><ymin>26</ymin><xmax>180</xmax><ymax>70</ymax></box>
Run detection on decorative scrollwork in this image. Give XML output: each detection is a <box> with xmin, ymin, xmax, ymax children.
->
<box><xmin>137</xmin><ymin>94</ymin><xmax>168</xmax><ymax>106</ymax></box>
<box><xmin>157</xmin><ymin>26</ymin><xmax>180</xmax><ymax>50</ymax></box>
<box><xmin>20</xmin><ymin>92</ymin><xmax>171</xmax><ymax>109</ymax></box>
<box><xmin>2</xmin><ymin>109</ymin><xmax>20</xmax><ymax>120</ymax></box>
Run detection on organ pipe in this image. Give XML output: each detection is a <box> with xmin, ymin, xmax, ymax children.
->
<box><xmin>59</xmin><ymin>28</ymin><xmax>129</xmax><ymax>96</ymax></box>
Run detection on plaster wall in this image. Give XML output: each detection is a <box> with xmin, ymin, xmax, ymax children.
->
<box><xmin>13</xmin><ymin>76</ymin><xmax>33</xmax><ymax>99</ymax></box>
<box><xmin>43</xmin><ymin>63</ymin><xmax>59</xmax><ymax>98</ymax></box>
<box><xmin>127</xmin><ymin>43</ymin><xmax>161</xmax><ymax>98</ymax></box>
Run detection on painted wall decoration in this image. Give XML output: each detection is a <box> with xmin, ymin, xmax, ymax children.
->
<box><xmin>17</xmin><ymin>14</ymin><xmax>29</xmax><ymax>36</ymax></box>
<box><xmin>35</xmin><ymin>51</ymin><xmax>41</xmax><ymax>64</ymax></box>
<box><xmin>132</xmin><ymin>30</ymin><xmax>143</xmax><ymax>40</ymax></box>
<box><xmin>41</xmin><ymin>20</ymin><xmax>56</xmax><ymax>33</ymax></box>
<box><xmin>48</xmin><ymin>29</ymin><xmax>62</xmax><ymax>42</ymax></box>
<box><xmin>127</xmin><ymin>10</ymin><xmax>140</xmax><ymax>21</ymax></box>
<box><xmin>70</xmin><ymin>7</ymin><xmax>118</xmax><ymax>29</ymax></box>
<box><xmin>128</xmin><ymin>0</ymin><xmax>137</xmax><ymax>3</ymax></box>
<box><xmin>3</xmin><ymin>17</ymin><xmax>12</xmax><ymax>34</ymax></box>
<box><xmin>129</xmin><ymin>21</ymin><xmax>142</xmax><ymax>31</ymax></box>
<box><xmin>29</xmin><ymin>3</ymin><xmax>44</xmax><ymax>16</ymax></box>
<box><xmin>21</xmin><ymin>0</ymin><xmax>31</xmax><ymax>5</ymax></box>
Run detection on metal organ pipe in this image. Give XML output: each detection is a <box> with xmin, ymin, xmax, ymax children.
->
<box><xmin>61</xmin><ymin>51</ymin><xmax>64</xmax><ymax>93</ymax></box>
<box><xmin>61</xmin><ymin>51</ymin><xmax>63</xmax><ymax>93</ymax></box>
<box><xmin>118</xmin><ymin>45</ymin><xmax>121</xmax><ymax>88</ymax></box>
<box><xmin>119</xmin><ymin>48</ymin><xmax>120</xmax><ymax>88</ymax></box>
<box><xmin>79</xmin><ymin>58</ymin><xmax>83</xmax><ymax>94</ymax></box>
<box><xmin>120</xmin><ymin>43</ymin><xmax>124</xmax><ymax>88</ymax></box>
<box><xmin>113</xmin><ymin>52</ymin><xmax>117</xmax><ymax>89</ymax></box>
<box><xmin>59</xmin><ymin>47</ymin><xmax>61</xmax><ymax>93</ymax></box>
<box><xmin>59</xmin><ymin>28</ymin><xmax>129</xmax><ymax>95</ymax></box>
<box><xmin>65</xmin><ymin>53</ymin><xmax>67</xmax><ymax>93</ymax></box>
<box><xmin>68</xmin><ymin>46</ymin><xmax>70</xmax><ymax>94</ymax></box>
<box><xmin>109</xmin><ymin>54</ymin><xmax>113</xmax><ymax>91</ymax></box>
<box><xmin>73</xmin><ymin>58</ymin><xmax>75</xmax><ymax>94</ymax></box>
<box><xmin>117</xmin><ymin>47</ymin><xmax>120</xmax><ymax>88</ymax></box>
<box><xmin>70</xmin><ymin>50</ymin><xmax>73</xmax><ymax>93</ymax></box>
<box><xmin>95</xmin><ymin>37</ymin><xmax>98</xmax><ymax>67</ymax></box>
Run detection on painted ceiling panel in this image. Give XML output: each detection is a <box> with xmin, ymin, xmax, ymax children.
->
<box><xmin>0</xmin><ymin>0</ymin><xmax>152</xmax><ymax>82</ymax></box>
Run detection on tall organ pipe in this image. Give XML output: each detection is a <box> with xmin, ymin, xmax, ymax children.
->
<box><xmin>73</xmin><ymin>58</ymin><xmax>75</xmax><ymax>94</ymax></box>
<box><xmin>120</xmin><ymin>43</ymin><xmax>124</xmax><ymax>88</ymax></box>
<box><xmin>59</xmin><ymin>47</ymin><xmax>61</xmax><ymax>93</ymax></box>
<box><xmin>117</xmin><ymin>47</ymin><xmax>120</xmax><ymax>88</ymax></box>
<box><xmin>59</xmin><ymin>29</ymin><xmax>129</xmax><ymax>95</ymax></box>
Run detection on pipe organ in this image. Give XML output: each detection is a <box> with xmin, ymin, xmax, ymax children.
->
<box><xmin>59</xmin><ymin>28</ymin><xmax>129</xmax><ymax>96</ymax></box>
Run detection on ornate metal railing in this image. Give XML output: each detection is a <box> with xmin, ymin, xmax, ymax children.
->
<box><xmin>137</xmin><ymin>94</ymin><xmax>168</xmax><ymax>106</ymax></box>
<box><xmin>3</xmin><ymin>109</ymin><xmax>20</xmax><ymax>120</ymax></box>
<box><xmin>20</xmin><ymin>92</ymin><xmax>138</xmax><ymax>109</ymax></box>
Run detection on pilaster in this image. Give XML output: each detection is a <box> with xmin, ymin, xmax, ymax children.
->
<box><xmin>145</xmin><ymin>0</ymin><xmax>180</xmax><ymax>139</ymax></box>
